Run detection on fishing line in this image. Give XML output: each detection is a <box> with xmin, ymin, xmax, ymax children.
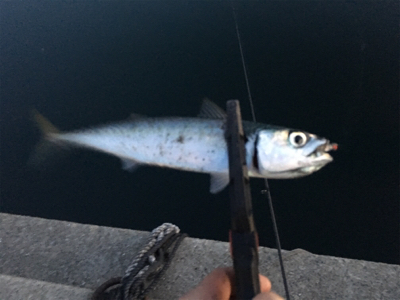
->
<box><xmin>231</xmin><ymin>4</ymin><xmax>256</xmax><ymax>123</ymax></box>
<box><xmin>231</xmin><ymin>4</ymin><xmax>291</xmax><ymax>300</ymax></box>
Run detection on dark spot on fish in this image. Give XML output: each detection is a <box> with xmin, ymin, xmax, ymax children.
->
<box><xmin>211</xmin><ymin>150</ymin><xmax>215</xmax><ymax>154</ymax></box>
<box><xmin>253</xmin><ymin>135</ymin><xmax>259</xmax><ymax>171</ymax></box>
<box><xmin>158</xmin><ymin>144</ymin><xmax>165</xmax><ymax>156</ymax></box>
<box><xmin>176</xmin><ymin>135</ymin><xmax>184</xmax><ymax>143</ymax></box>
<box><xmin>202</xmin><ymin>158</ymin><xmax>205</xmax><ymax>161</ymax></box>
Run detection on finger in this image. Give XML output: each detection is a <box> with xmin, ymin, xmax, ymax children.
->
<box><xmin>220</xmin><ymin>268</ymin><xmax>272</xmax><ymax>297</ymax></box>
<box><xmin>259</xmin><ymin>274</ymin><xmax>272</xmax><ymax>293</ymax></box>
<box><xmin>253</xmin><ymin>291</ymin><xmax>284</xmax><ymax>300</ymax></box>
<box><xmin>200</xmin><ymin>267</ymin><xmax>233</xmax><ymax>299</ymax></box>
<box><xmin>179</xmin><ymin>267</ymin><xmax>232</xmax><ymax>300</ymax></box>
<box><xmin>179</xmin><ymin>267</ymin><xmax>273</xmax><ymax>300</ymax></box>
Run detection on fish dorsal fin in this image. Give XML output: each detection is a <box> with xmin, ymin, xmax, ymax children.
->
<box><xmin>198</xmin><ymin>98</ymin><xmax>227</xmax><ymax>120</ymax></box>
<box><xmin>210</xmin><ymin>173</ymin><xmax>230</xmax><ymax>193</ymax></box>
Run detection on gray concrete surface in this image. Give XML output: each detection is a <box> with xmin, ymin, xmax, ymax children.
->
<box><xmin>0</xmin><ymin>213</ymin><xmax>398</xmax><ymax>300</ymax></box>
<box><xmin>0</xmin><ymin>274</ymin><xmax>91</xmax><ymax>300</ymax></box>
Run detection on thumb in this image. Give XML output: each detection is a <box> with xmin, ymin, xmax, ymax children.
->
<box><xmin>253</xmin><ymin>291</ymin><xmax>284</xmax><ymax>300</ymax></box>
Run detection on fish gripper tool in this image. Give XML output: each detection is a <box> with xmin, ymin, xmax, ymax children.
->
<box><xmin>91</xmin><ymin>223</ymin><xmax>187</xmax><ymax>300</ymax></box>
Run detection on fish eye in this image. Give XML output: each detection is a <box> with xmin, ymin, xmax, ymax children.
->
<box><xmin>289</xmin><ymin>131</ymin><xmax>308</xmax><ymax>147</ymax></box>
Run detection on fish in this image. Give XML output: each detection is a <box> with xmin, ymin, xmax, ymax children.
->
<box><xmin>30</xmin><ymin>99</ymin><xmax>337</xmax><ymax>193</ymax></box>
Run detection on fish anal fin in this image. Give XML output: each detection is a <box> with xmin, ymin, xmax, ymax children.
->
<box><xmin>198</xmin><ymin>98</ymin><xmax>227</xmax><ymax>120</ymax></box>
<box><xmin>210</xmin><ymin>173</ymin><xmax>230</xmax><ymax>193</ymax></box>
<box><xmin>121</xmin><ymin>158</ymin><xmax>140</xmax><ymax>172</ymax></box>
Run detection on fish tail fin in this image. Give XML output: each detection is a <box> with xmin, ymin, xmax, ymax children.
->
<box><xmin>28</xmin><ymin>110</ymin><xmax>67</xmax><ymax>168</ymax></box>
<box><xmin>32</xmin><ymin>109</ymin><xmax>60</xmax><ymax>136</ymax></box>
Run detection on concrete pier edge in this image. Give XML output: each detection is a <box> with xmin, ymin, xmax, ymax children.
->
<box><xmin>0</xmin><ymin>213</ymin><xmax>398</xmax><ymax>299</ymax></box>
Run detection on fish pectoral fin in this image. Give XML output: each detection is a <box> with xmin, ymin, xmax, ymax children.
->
<box><xmin>198</xmin><ymin>98</ymin><xmax>227</xmax><ymax>120</ymax></box>
<box><xmin>210</xmin><ymin>173</ymin><xmax>230</xmax><ymax>193</ymax></box>
<box><xmin>121</xmin><ymin>158</ymin><xmax>141</xmax><ymax>172</ymax></box>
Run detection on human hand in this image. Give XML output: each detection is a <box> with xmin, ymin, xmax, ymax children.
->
<box><xmin>179</xmin><ymin>267</ymin><xmax>283</xmax><ymax>300</ymax></box>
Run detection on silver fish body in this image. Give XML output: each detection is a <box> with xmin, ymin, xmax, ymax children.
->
<box><xmin>54</xmin><ymin>117</ymin><xmax>229</xmax><ymax>174</ymax></box>
<box><xmin>33</xmin><ymin>100</ymin><xmax>336</xmax><ymax>193</ymax></box>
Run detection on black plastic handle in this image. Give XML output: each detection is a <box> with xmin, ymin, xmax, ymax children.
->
<box><xmin>226</xmin><ymin>100</ymin><xmax>260</xmax><ymax>299</ymax></box>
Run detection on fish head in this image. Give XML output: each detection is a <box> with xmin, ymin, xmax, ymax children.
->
<box><xmin>255</xmin><ymin>129</ymin><xmax>336</xmax><ymax>178</ymax></box>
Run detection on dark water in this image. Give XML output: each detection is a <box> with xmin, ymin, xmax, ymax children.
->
<box><xmin>1</xmin><ymin>2</ymin><xmax>398</xmax><ymax>264</ymax></box>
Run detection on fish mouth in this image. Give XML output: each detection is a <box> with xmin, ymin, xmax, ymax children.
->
<box><xmin>307</xmin><ymin>142</ymin><xmax>337</xmax><ymax>161</ymax></box>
